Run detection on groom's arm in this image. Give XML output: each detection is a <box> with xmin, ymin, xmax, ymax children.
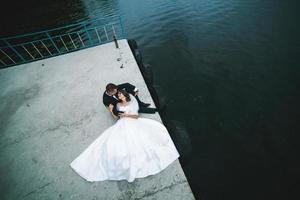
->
<box><xmin>103</xmin><ymin>94</ymin><xmax>120</xmax><ymax>119</ymax></box>
<box><xmin>118</xmin><ymin>83</ymin><xmax>138</xmax><ymax>95</ymax></box>
<box><xmin>108</xmin><ymin>104</ymin><xmax>119</xmax><ymax>119</ymax></box>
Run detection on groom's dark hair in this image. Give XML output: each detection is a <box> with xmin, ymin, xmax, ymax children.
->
<box><xmin>106</xmin><ymin>83</ymin><xmax>118</xmax><ymax>93</ymax></box>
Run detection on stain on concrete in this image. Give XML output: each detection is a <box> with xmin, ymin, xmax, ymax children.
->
<box><xmin>0</xmin><ymin>84</ymin><xmax>40</xmax><ymax>132</ymax></box>
<box><xmin>117</xmin><ymin>181</ymin><xmax>137</xmax><ymax>199</ymax></box>
<box><xmin>32</xmin><ymin>157</ymin><xmax>38</xmax><ymax>164</ymax></box>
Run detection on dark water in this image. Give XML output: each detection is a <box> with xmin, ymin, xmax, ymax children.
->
<box><xmin>2</xmin><ymin>0</ymin><xmax>300</xmax><ymax>199</ymax></box>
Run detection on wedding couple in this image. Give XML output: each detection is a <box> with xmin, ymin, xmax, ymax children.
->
<box><xmin>70</xmin><ymin>83</ymin><xmax>179</xmax><ymax>182</ymax></box>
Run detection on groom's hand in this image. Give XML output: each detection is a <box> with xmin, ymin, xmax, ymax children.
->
<box><xmin>119</xmin><ymin>113</ymin><xmax>127</xmax><ymax>118</ymax></box>
<box><xmin>117</xmin><ymin>111</ymin><xmax>124</xmax><ymax>116</ymax></box>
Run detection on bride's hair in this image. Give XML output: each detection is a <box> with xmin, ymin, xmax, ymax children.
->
<box><xmin>119</xmin><ymin>90</ymin><xmax>131</xmax><ymax>102</ymax></box>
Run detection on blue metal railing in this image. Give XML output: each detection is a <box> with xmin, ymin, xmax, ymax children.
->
<box><xmin>0</xmin><ymin>15</ymin><xmax>125</xmax><ymax>68</ymax></box>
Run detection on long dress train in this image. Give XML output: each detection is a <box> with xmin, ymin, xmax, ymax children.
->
<box><xmin>70</xmin><ymin>95</ymin><xmax>179</xmax><ymax>182</ymax></box>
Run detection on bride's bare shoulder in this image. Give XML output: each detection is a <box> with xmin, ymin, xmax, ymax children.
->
<box><xmin>118</xmin><ymin>102</ymin><xmax>129</xmax><ymax>107</ymax></box>
<box><xmin>116</xmin><ymin>102</ymin><xmax>122</xmax><ymax>108</ymax></box>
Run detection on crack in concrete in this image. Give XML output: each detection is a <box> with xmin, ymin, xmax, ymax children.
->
<box><xmin>1</xmin><ymin>111</ymin><xmax>97</xmax><ymax>148</ymax></box>
<box><xmin>23</xmin><ymin>181</ymin><xmax>53</xmax><ymax>199</ymax></box>
<box><xmin>39</xmin><ymin>110</ymin><xmax>97</xmax><ymax>135</ymax></box>
<box><xmin>135</xmin><ymin>180</ymin><xmax>188</xmax><ymax>200</ymax></box>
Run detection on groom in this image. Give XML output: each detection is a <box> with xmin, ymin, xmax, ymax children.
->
<box><xmin>103</xmin><ymin>83</ymin><xmax>157</xmax><ymax>118</ymax></box>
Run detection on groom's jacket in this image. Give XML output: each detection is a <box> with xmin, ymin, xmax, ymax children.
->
<box><xmin>117</xmin><ymin>83</ymin><xmax>137</xmax><ymax>95</ymax></box>
<box><xmin>103</xmin><ymin>83</ymin><xmax>138</xmax><ymax>115</ymax></box>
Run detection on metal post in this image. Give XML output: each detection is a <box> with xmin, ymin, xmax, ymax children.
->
<box><xmin>32</xmin><ymin>42</ymin><xmax>43</xmax><ymax>58</ymax></box>
<box><xmin>112</xmin><ymin>24</ymin><xmax>117</xmax><ymax>38</ymax></box>
<box><xmin>3</xmin><ymin>39</ymin><xmax>26</xmax><ymax>62</ymax></box>
<box><xmin>113</xmin><ymin>35</ymin><xmax>119</xmax><ymax>49</ymax></box>
<box><xmin>46</xmin><ymin>32</ymin><xmax>60</xmax><ymax>54</ymax></box>
<box><xmin>0</xmin><ymin>48</ymin><xmax>16</xmax><ymax>64</ymax></box>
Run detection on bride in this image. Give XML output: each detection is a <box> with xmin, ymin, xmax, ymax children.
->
<box><xmin>70</xmin><ymin>89</ymin><xmax>179</xmax><ymax>182</ymax></box>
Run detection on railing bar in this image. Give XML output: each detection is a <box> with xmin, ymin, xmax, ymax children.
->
<box><xmin>84</xmin><ymin>25</ymin><xmax>93</xmax><ymax>45</ymax></box>
<box><xmin>0</xmin><ymin>48</ymin><xmax>16</xmax><ymax>64</ymax></box>
<box><xmin>95</xmin><ymin>28</ymin><xmax>101</xmax><ymax>43</ymax></box>
<box><xmin>31</xmin><ymin>42</ymin><xmax>43</xmax><ymax>58</ymax></box>
<box><xmin>41</xmin><ymin>41</ymin><xmax>52</xmax><ymax>56</ymax></box>
<box><xmin>52</xmin><ymin>32</ymin><xmax>77</xmax><ymax>39</ymax></box>
<box><xmin>0</xmin><ymin>23</ymin><xmax>118</xmax><ymax>48</ymax></box>
<box><xmin>69</xmin><ymin>34</ymin><xmax>77</xmax><ymax>49</ymax></box>
<box><xmin>8</xmin><ymin>41</ymin><xmax>33</xmax><ymax>47</ymax></box>
<box><xmin>3</xmin><ymin>40</ymin><xmax>26</xmax><ymax>62</ymax></box>
<box><xmin>2</xmin><ymin>40</ymin><xmax>46</xmax><ymax>48</ymax></box>
<box><xmin>42</xmin><ymin>26</ymin><xmax>105</xmax><ymax>40</ymax></box>
<box><xmin>0</xmin><ymin>16</ymin><xmax>121</xmax><ymax>40</ymax></box>
<box><xmin>85</xmin><ymin>24</ymin><xmax>114</xmax><ymax>32</ymax></box>
<box><xmin>0</xmin><ymin>16</ymin><xmax>124</xmax><ymax>67</ymax></box>
<box><xmin>74</xmin><ymin>23</ymin><xmax>116</xmax><ymax>33</ymax></box>
<box><xmin>46</xmin><ymin>32</ymin><xmax>60</xmax><ymax>54</ymax></box>
<box><xmin>2</xmin><ymin>34</ymin><xmax>74</xmax><ymax>48</ymax></box>
<box><xmin>19</xmin><ymin>29</ymin><xmax>83</xmax><ymax>43</ymax></box>
<box><xmin>104</xmin><ymin>26</ymin><xmax>109</xmax><ymax>41</ymax></box>
<box><xmin>60</xmin><ymin>36</ymin><xmax>69</xmax><ymax>51</ymax></box>
<box><xmin>77</xmin><ymin>32</ymin><xmax>85</xmax><ymax>47</ymax></box>
<box><xmin>22</xmin><ymin>45</ymin><xmax>35</xmax><ymax>60</ymax></box>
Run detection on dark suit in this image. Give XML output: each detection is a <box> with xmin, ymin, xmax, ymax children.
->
<box><xmin>102</xmin><ymin>83</ymin><xmax>156</xmax><ymax>116</ymax></box>
<box><xmin>117</xmin><ymin>83</ymin><xmax>136</xmax><ymax>95</ymax></box>
<box><xmin>103</xmin><ymin>92</ymin><xmax>120</xmax><ymax>116</ymax></box>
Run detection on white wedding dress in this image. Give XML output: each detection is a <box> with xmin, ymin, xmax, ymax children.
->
<box><xmin>70</xmin><ymin>95</ymin><xmax>179</xmax><ymax>182</ymax></box>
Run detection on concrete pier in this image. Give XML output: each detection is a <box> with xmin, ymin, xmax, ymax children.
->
<box><xmin>0</xmin><ymin>40</ymin><xmax>195</xmax><ymax>200</ymax></box>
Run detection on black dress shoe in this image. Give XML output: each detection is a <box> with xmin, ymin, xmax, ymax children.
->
<box><xmin>140</xmin><ymin>102</ymin><xmax>151</xmax><ymax>107</ymax></box>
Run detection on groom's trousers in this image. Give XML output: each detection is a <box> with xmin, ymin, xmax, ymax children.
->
<box><xmin>134</xmin><ymin>95</ymin><xmax>157</xmax><ymax>114</ymax></box>
<box><xmin>138</xmin><ymin>107</ymin><xmax>157</xmax><ymax>114</ymax></box>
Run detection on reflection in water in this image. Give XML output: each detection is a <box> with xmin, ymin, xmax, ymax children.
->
<box><xmin>0</xmin><ymin>0</ymin><xmax>87</xmax><ymax>36</ymax></box>
<box><xmin>81</xmin><ymin>0</ymin><xmax>120</xmax><ymax>18</ymax></box>
<box><xmin>1</xmin><ymin>0</ymin><xmax>300</xmax><ymax>200</ymax></box>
